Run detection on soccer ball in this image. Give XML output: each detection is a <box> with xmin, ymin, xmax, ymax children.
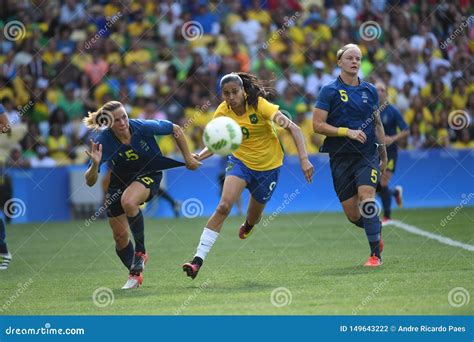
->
<box><xmin>203</xmin><ymin>117</ymin><xmax>242</xmax><ymax>156</ymax></box>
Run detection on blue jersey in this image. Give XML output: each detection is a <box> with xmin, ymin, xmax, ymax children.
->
<box><xmin>94</xmin><ymin>119</ymin><xmax>174</xmax><ymax>185</ymax></box>
<box><xmin>380</xmin><ymin>103</ymin><xmax>408</xmax><ymax>153</ymax></box>
<box><xmin>0</xmin><ymin>104</ymin><xmax>5</xmax><ymax>115</ymax></box>
<box><xmin>315</xmin><ymin>77</ymin><xmax>379</xmax><ymax>157</ymax></box>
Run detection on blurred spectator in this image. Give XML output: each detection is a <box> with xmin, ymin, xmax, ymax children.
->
<box><xmin>46</xmin><ymin>124</ymin><xmax>70</xmax><ymax>164</ymax></box>
<box><xmin>0</xmin><ymin>0</ymin><xmax>471</xmax><ymax>168</ymax></box>
<box><xmin>6</xmin><ymin>146</ymin><xmax>30</xmax><ymax>169</ymax></box>
<box><xmin>452</xmin><ymin>129</ymin><xmax>474</xmax><ymax>149</ymax></box>
<box><xmin>232</xmin><ymin>10</ymin><xmax>262</xmax><ymax>47</ymax></box>
<box><xmin>57</xmin><ymin>83</ymin><xmax>85</xmax><ymax>121</ymax></box>
<box><xmin>84</xmin><ymin>51</ymin><xmax>109</xmax><ymax>86</ymax></box>
<box><xmin>59</xmin><ymin>0</ymin><xmax>87</xmax><ymax>28</ymax></box>
<box><xmin>305</xmin><ymin>61</ymin><xmax>332</xmax><ymax>103</ymax></box>
<box><xmin>30</xmin><ymin>145</ymin><xmax>57</xmax><ymax>168</ymax></box>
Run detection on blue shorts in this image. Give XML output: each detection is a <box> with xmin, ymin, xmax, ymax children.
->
<box><xmin>386</xmin><ymin>147</ymin><xmax>398</xmax><ymax>173</ymax></box>
<box><xmin>329</xmin><ymin>153</ymin><xmax>380</xmax><ymax>202</ymax></box>
<box><xmin>226</xmin><ymin>155</ymin><xmax>280</xmax><ymax>204</ymax></box>
<box><xmin>106</xmin><ymin>171</ymin><xmax>163</xmax><ymax>217</ymax></box>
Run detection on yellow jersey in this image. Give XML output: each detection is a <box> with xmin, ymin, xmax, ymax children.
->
<box><xmin>213</xmin><ymin>96</ymin><xmax>283</xmax><ymax>171</ymax></box>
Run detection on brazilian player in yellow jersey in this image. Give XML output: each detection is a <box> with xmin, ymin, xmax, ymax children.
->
<box><xmin>183</xmin><ymin>72</ymin><xmax>314</xmax><ymax>279</ymax></box>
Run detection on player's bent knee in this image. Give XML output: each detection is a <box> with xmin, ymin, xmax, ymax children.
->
<box><xmin>121</xmin><ymin>197</ymin><xmax>139</xmax><ymax>216</ymax></box>
<box><xmin>215</xmin><ymin>201</ymin><xmax>232</xmax><ymax>217</ymax></box>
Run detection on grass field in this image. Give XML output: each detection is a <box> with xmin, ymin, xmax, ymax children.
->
<box><xmin>0</xmin><ymin>207</ymin><xmax>472</xmax><ymax>315</ymax></box>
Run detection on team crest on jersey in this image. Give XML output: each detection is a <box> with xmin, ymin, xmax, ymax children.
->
<box><xmin>140</xmin><ymin>140</ymin><xmax>150</xmax><ymax>151</ymax></box>
<box><xmin>361</xmin><ymin>91</ymin><xmax>368</xmax><ymax>103</ymax></box>
<box><xmin>249</xmin><ymin>113</ymin><xmax>258</xmax><ymax>124</ymax></box>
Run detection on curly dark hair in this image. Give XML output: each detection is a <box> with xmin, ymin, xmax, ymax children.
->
<box><xmin>220</xmin><ymin>72</ymin><xmax>277</xmax><ymax>108</ymax></box>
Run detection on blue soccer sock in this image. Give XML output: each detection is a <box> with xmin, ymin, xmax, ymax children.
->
<box><xmin>0</xmin><ymin>218</ymin><xmax>8</xmax><ymax>254</ymax></box>
<box><xmin>362</xmin><ymin>210</ymin><xmax>381</xmax><ymax>258</ymax></box>
<box><xmin>379</xmin><ymin>186</ymin><xmax>392</xmax><ymax>219</ymax></box>
<box><xmin>127</xmin><ymin>210</ymin><xmax>145</xmax><ymax>253</ymax></box>
<box><xmin>116</xmin><ymin>240</ymin><xmax>134</xmax><ymax>270</ymax></box>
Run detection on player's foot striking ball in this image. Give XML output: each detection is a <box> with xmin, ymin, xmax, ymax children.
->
<box><xmin>83</xmin><ymin>101</ymin><xmax>200</xmax><ymax>288</ymax></box>
<box><xmin>183</xmin><ymin>72</ymin><xmax>314</xmax><ymax>279</ymax></box>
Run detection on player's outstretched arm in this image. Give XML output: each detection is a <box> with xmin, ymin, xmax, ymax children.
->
<box><xmin>193</xmin><ymin>146</ymin><xmax>213</xmax><ymax>162</ymax></box>
<box><xmin>84</xmin><ymin>139</ymin><xmax>102</xmax><ymax>186</ymax></box>
<box><xmin>313</xmin><ymin>108</ymin><xmax>367</xmax><ymax>143</ymax></box>
<box><xmin>273</xmin><ymin>111</ymin><xmax>314</xmax><ymax>183</ymax></box>
<box><xmin>172</xmin><ymin>124</ymin><xmax>201</xmax><ymax>170</ymax></box>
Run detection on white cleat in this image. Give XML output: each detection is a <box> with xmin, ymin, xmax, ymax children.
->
<box><xmin>121</xmin><ymin>273</ymin><xmax>142</xmax><ymax>289</ymax></box>
<box><xmin>0</xmin><ymin>253</ymin><xmax>12</xmax><ymax>270</ymax></box>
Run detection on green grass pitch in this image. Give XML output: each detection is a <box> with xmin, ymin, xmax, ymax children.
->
<box><xmin>0</xmin><ymin>208</ymin><xmax>472</xmax><ymax>315</ymax></box>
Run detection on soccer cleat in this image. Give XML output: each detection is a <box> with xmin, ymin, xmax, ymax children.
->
<box><xmin>364</xmin><ymin>255</ymin><xmax>383</xmax><ymax>267</ymax></box>
<box><xmin>381</xmin><ymin>217</ymin><xmax>392</xmax><ymax>226</ymax></box>
<box><xmin>394</xmin><ymin>185</ymin><xmax>403</xmax><ymax>208</ymax></box>
<box><xmin>182</xmin><ymin>262</ymin><xmax>200</xmax><ymax>279</ymax></box>
<box><xmin>130</xmin><ymin>252</ymin><xmax>148</xmax><ymax>274</ymax></box>
<box><xmin>239</xmin><ymin>221</ymin><xmax>255</xmax><ymax>240</ymax></box>
<box><xmin>0</xmin><ymin>253</ymin><xmax>11</xmax><ymax>270</ymax></box>
<box><xmin>121</xmin><ymin>273</ymin><xmax>143</xmax><ymax>289</ymax></box>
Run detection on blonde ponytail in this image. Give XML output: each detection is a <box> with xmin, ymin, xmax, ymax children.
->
<box><xmin>83</xmin><ymin>101</ymin><xmax>122</xmax><ymax>130</ymax></box>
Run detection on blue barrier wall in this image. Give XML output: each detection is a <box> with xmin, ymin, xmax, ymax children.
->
<box><xmin>6</xmin><ymin>149</ymin><xmax>474</xmax><ymax>223</ymax></box>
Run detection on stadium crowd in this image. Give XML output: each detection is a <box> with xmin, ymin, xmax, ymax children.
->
<box><xmin>0</xmin><ymin>0</ymin><xmax>473</xmax><ymax>168</ymax></box>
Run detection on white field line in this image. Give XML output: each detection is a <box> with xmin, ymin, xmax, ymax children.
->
<box><xmin>390</xmin><ymin>220</ymin><xmax>474</xmax><ymax>252</ymax></box>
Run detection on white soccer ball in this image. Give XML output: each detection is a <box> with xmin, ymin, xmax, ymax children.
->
<box><xmin>203</xmin><ymin>117</ymin><xmax>242</xmax><ymax>156</ymax></box>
